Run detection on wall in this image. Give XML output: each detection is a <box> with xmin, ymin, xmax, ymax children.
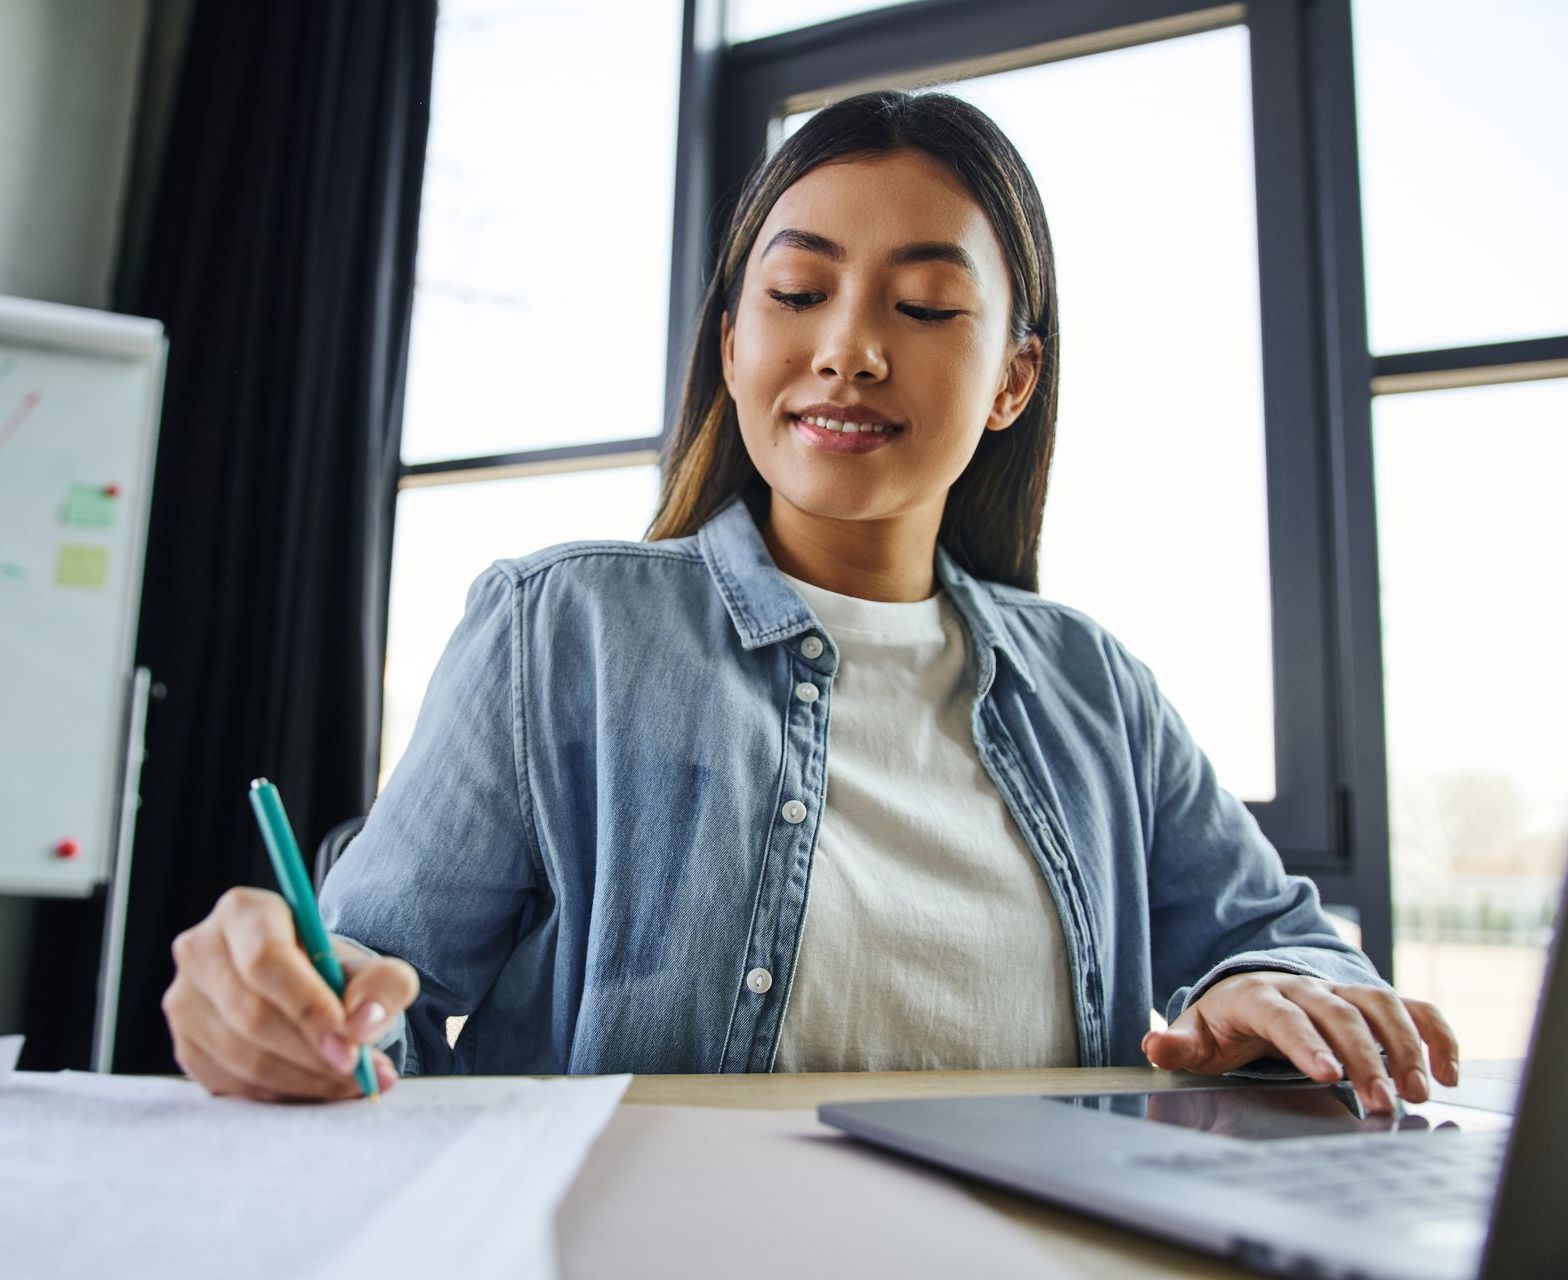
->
<box><xmin>0</xmin><ymin>0</ymin><xmax>153</xmax><ymax>1033</ymax></box>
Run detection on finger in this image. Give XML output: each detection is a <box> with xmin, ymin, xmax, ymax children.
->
<box><xmin>1142</xmin><ymin>1010</ymin><xmax>1272</xmax><ymax>1076</ymax></box>
<box><xmin>1246</xmin><ymin>991</ymin><xmax>1346</xmax><ymax>1084</ymax></box>
<box><xmin>370</xmin><ymin>1048</ymin><xmax>399</xmax><ymax>1093</ymax></box>
<box><xmin>217</xmin><ymin>888</ymin><xmax>356</xmax><ymax>1071</ymax></box>
<box><xmin>1404</xmin><ymin>998</ymin><xmax>1461</xmax><ymax>1086</ymax></box>
<box><xmin>1292</xmin><ymin>986</ymin><xmax>1398</xmax><ymax>1115</ymax></box>
<box><xmin>339</xmin><ymin>952</ymin><xmax>420</xmax><ymax>1044</ymax></box>
<box><xmin>1335</xmin><ymin>985</ymin><xmax>1429</xmax><ymax>1102</ymax></box>
<box><xmin>1141</xmin><ymin>1015</ymin><xmax>1213</xmax><ymax>1072</ymax></box>
<box><xmin>182</xmin><ymin>926</ymin><xmax>364</xmax><ymax>1081</ymax></box>
<box><xmin>180</xmin><ymin>984</ymin><xmax>363</xmax><ymax>1102</ymax></box>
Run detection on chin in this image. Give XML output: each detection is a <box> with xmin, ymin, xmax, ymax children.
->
<box><xmin>767</xmin><ymin>477</ymin><xmax>895</xmax><ymax>521</ymax></box>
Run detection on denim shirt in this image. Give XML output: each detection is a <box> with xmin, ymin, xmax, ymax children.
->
<box><xmin>320</xmin><ymin>491</ymin><xmax>1383</xmax><ymax>1077</ymax></box>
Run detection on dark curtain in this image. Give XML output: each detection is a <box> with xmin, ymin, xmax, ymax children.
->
<box><xmin>21</xmin><ymin>0</ymin><xmax>437</xmax><ymax>1073</ymax></box>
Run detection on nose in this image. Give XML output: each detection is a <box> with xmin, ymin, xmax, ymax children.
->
<box><xmin>814</xmin><ymin>301</ymin><xmax>888</xmax><ymax>384</ymax></box>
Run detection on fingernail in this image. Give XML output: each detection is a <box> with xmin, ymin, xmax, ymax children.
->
<box><xmin>1372</xmin><ymin>1076</ymin><xmax>1398</xmax><ymax>1114</ymax></box>
<box><xmin>320</xmin><ymin>1032</ymin><xmax>357</xmax><ymax>1074</ymax></box>
<box><xmin>350</xmin><ymin>1001</ymin><xmax>387</xmax><ymax>1042</ymax></box>
<box><xmin>1315</xmin><ymin>1051</ymin><xmax>1343</xmax><ymax>1079</ymax></box>
<box><xmin>1404</xmin><ymin>1067</ymin><xmax>1429</xmax><ymax>1101</ymax></box>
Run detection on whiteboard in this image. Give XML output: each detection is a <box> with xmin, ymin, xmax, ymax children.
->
<box><xmin>0</xmin><ymin>295</ymin><xmax>166</xmax><ymax>896</ymax></box>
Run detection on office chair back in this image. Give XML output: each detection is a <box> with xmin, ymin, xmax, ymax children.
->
<box><xmin>314</xmin><ymin>816</ymin><xmax>366</xmax><ymax>895</ymax></box>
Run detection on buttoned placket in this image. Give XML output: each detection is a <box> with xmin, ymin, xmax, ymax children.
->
<box><xmin>717</xmin><ymin>626</ymin><xmax>835</xmax><ymax>1073</ymax></box>
<box><xmin>963</xmin><ymin>640</ymin><xmax>1106</xmax><ymax>1066</ymax></box>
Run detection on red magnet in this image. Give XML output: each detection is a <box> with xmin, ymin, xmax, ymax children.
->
<box><xmin>55</xmin><ymin>838</ymin><xmax>81</xmax><ymax>859</ymax></box>
<box><xmin>103</xmin><ymin>484</ymin><xmax>121</xmax><ymax>497</ymax></box>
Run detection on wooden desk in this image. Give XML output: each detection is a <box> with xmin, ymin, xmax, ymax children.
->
<box><xmin>554</xmin><ymin>1062</ymin><xmax>1521</xmax><ymax>1280</ymax></box>
<box><xmin>564</xmin><ymin>1067</ymin><xmax>1245</xmax><ymax>1280</ymax></box>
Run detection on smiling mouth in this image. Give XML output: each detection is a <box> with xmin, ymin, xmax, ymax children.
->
<box><xmin>788</xmin><ymin>413</ymin><xmax>904</xmax><ymax>437</ymax></box>
<box><xmin>789</xmin><ymin>414</ymin><xmax>904</xmax><ymax>453</ymax></box>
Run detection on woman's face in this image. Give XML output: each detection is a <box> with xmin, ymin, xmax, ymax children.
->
<box><xmin>721</xmin><ymin>148</ymin><xmax>1040</xmax><ymax>525</ymax></box>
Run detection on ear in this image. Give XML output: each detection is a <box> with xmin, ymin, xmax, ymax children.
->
<box><xmin>986</xmin><ymin>333</ymin><xmax>1044</xmax><ymax>432</ymax></box>
<box><xmin>719</xmin><ymin>308</ymin><xmax>736</xmax><ymax>398</ymax></box>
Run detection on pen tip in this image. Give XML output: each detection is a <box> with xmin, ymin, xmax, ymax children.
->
<box><xmin>249</xmin><ymin>777</ymin><xmax>269</xmax><ymax>790</ymax></box>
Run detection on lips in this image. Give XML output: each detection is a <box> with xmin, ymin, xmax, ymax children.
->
<box><xmin>790</xmin><ymin>414</ymin><xmax>903</xmax><ymax>454</ymax></box>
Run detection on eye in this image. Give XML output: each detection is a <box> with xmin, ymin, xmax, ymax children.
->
<box><xmin>899</xmin><ymin>304</ymin><xmax>962</xmax><ymax>324</ymax></box>
<box><xmin>766</xmin><ymin>290</ymin><xmax>961</xmax><ymax>324</ymax></box>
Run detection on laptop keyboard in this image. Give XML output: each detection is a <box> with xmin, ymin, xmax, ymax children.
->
<box><xmin>1133</xmin><ymin>1129</ymin><xmax>1507</xmax><ymax>1221</ymax></box>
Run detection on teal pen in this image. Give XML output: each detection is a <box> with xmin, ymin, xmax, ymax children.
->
<box><xmin>247</xmin><ymin>778</ymin><xmax>379</xmax><ymax>1100</ymax></box>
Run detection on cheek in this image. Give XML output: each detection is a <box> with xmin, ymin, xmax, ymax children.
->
<box><xmin>735</xmin><ymin>311</ymin><xmax>801</xmax><ymax>373</ymax></box>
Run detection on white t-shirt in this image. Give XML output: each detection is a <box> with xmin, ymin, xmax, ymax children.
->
<box><xmin>772</xmin><ymin>569</ymin><xmax>1079</xmax><ymax>1073</ymax></box>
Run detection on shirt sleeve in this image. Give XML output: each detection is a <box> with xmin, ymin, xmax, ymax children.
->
<box><xmin>1134</xmin><ymin>651</ymin><xmax>1389</xmax><ymax>1074</ymax></box>
<box><xmin>319</xmin><ymin>563</ymin><xmax>543</xmax><ymax>1075</ymax></box>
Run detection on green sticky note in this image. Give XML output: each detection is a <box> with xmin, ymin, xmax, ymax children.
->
<box><xmin>56</xmin><ymin>544</ymin><xmax>109</xmax><ymax>588</ymax></box>
<box><xmin>64</xmin><ymin>484</ymin><xmax>118</xmax><ymax>527</ymax></box>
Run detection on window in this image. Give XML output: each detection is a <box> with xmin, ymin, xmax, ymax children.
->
<box><xmin>1353</xmin><ymin>0</ymin><xmax>1568</xmax><ymax>1052</ymax></box>
<box><xmin>401</xmin><ymin>0</ymin><xmax>684</xmax><ymax>463</ymax></box>
<box><xmin>1352</xmin><ymin>0</ymin><xmax>1568</xmax><ymax>354</ymax></box>
<box><xmin>1373</xmin><ymin>379</ymin><xmax>1568</xmax><ymax>1057</ymax></box>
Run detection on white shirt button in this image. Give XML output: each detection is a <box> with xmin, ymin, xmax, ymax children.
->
<box><xmin>781</xmin><ymin>799</ymin><xmax>807</xmax><ymax>824</ymax></box>
<box><xmin>800</xmin><ymin>635</ymin><xmax>824</xmax><ymax>659</ymax></box>
<box><xmin>795</xmin><ymin>681</ymin><xmax>819</xmax><ymax>703</ymax></box>
<box><xmin>746</xmin><ymin>967</ymin><xmax>773</xmax><ymax>994</ymax></box>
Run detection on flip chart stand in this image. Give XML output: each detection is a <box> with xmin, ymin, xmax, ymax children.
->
<box><xmin>91</xmin><ymin>665</ymin><xmax>154</xmax><ymax>1073</ymax></box>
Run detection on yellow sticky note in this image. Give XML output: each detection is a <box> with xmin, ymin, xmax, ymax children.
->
<box><xmin>64</xmin><ymin>484</ymin><xmax>118</xmax><ymax>527</ymax></box>
<box><xmin>56</xmin><ymin>545</ymin><xmax>109</xmax><ymax>588</ymax></box>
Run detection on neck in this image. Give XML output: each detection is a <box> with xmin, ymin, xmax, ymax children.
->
<box><xmin>759</xmin><ymin>491</ymin><xmax>942</xmax><ymax>602</ymax></box>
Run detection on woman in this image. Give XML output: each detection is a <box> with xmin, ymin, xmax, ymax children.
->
<box><xmin>162</xmin><ymin>89</ymin><xmax>1458</xmax><ymax>1112</ymax></box>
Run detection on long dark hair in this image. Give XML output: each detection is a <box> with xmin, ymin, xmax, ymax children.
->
<box><xmin>644</xmin><ymin>88</ymin><xmax>1060</xmax><ymax>592</ymax></box>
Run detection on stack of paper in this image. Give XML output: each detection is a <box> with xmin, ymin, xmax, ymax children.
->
<box><xmin>0</xmin><ymin>1037</ymin><xmax>627</xmax><ymax>1279</ymax></box>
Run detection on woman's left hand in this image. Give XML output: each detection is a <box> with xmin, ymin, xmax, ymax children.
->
<box><xmin>1141</xmin><ymin>971</ymin><xmax>1460</xmax><ymax>1116</ymax></box>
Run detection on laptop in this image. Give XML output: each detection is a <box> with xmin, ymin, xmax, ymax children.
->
<box><xmin>819</xmin><ymin>872</ymin><xmax>1566</xmax><ymax>1280</ymax></box>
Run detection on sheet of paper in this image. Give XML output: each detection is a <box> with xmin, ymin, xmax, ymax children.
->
<box><xmin>0</xmin><ymin>1066</ymin><xmax>629</xmax><ymax>1280</ymax></box>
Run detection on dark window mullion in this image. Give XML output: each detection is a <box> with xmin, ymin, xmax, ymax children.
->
<box><xmin>1245</xmin><ymin>0</ymin><xmax>1340</xmax><ymax>866</ymax></box>
<box><xmin>1303</xmin><ymin>0</ymin><xmax>1391</xmax><ymax>973</ymax></box>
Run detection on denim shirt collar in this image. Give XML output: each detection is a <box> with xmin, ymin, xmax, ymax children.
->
<box><xmin>697</xmin><ymin>493</ymin><xmax>1037</xmax><ymax>695</ymax></box>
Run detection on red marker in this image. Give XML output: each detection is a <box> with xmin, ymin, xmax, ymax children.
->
<box><xmin>54</xmin><ymin>838</ymin><xmax>80</xmax><ymax>859</ymax></box>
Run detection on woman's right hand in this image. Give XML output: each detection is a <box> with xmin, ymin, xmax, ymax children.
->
<box><xmin>162</xmin><ymin>886</ymin><xmax>420</xmax><ymax>1102</ymax></box>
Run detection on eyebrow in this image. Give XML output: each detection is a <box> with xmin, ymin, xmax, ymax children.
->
<box><xmin>760</xmin><ymin>227</ymin><xmax>979</xmax><ymax>283</ymax></box>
